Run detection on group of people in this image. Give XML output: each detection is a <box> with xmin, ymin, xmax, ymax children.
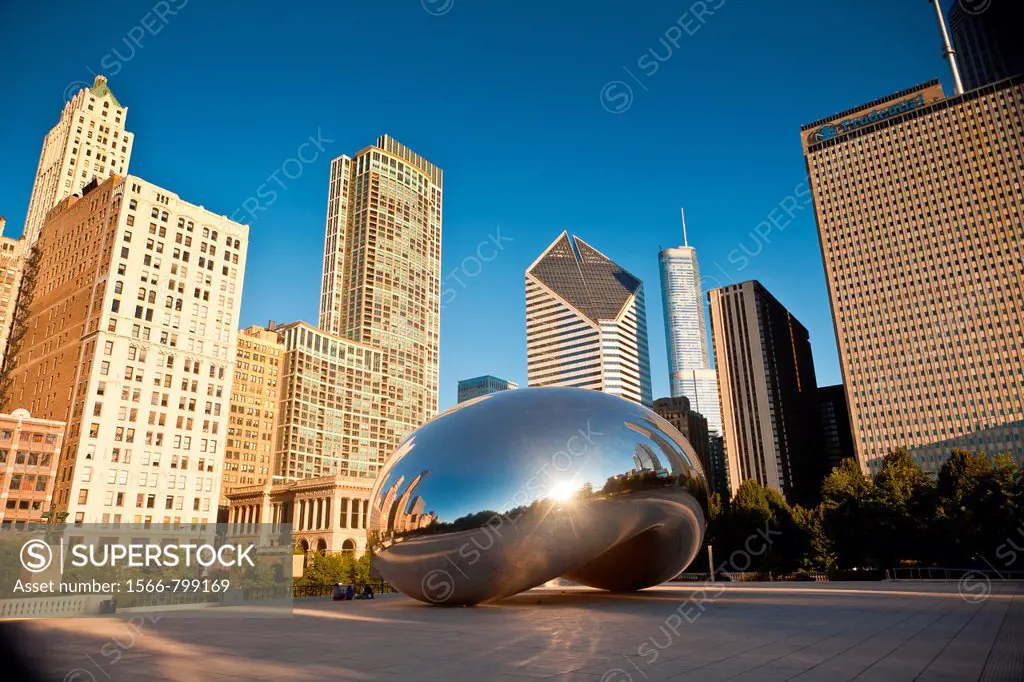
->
<box><xmin>332</xmin><ymin>583</ymin><xmax>375</xmax><ymax>601</ymax></box>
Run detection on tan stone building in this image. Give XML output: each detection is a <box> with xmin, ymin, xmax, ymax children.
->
<box><xmin>222</xmin><ymin>324</ymin><xmax>282</xmax><ymax>502</ymax></box>
<box><xmin>22</xmin><ymin>75</ymin><xmax>134</xmax><ymax>247</ymax></box>
<box><xmin>1</xmin><ymin>174</ymin><xmax>248</xmax><ymax>525</ymax></box>
<box><xmin>801</xmin><ymin>77</ymin><xmax>1024</xmax><ymax>474</ymax></box>
<box><xmin>0</xmin><ymin>217</ymin><xmax>26</xmax><ymax>374</ymax></box>
<box><xmin>274</xmin><ymin>321</ymin><xmax>391</xmax><ymax>481</ymax></box>
<box><xmin>0</xmin><ymin>408</ymin><xmax>64</xmax><ymax>526</ymax></box>
<box><xmin>225</xmin><ymin>474</ymin><xmax>373</xmax><ymax>554</ymax></box>
<box><xmin>319</xmin><ymin>136</ymin><xmax>442</xmax><ymax>454</ymax></box>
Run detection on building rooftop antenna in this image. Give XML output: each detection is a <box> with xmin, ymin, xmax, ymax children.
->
<box><xmin>681</xmin><ymin>208</ymin><xmax>689</xmax><ymax>247</ymax></box>
<box><xmin>928</xmin><ymin>0</ymin><xmax>964</xmax><ymax>96</ymax></box>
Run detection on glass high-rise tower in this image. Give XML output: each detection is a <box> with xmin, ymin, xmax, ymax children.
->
<box><xmin>658</xmin><ymin>212</ymin><xmax>721</xmax><ymax>437</ymax></box>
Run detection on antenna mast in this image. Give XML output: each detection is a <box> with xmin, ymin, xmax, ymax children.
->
<box><xmin>681</xmin><ymin>208</ymin><xmax>688</xmax><ymax>247</ymax></box>
<box><xmin>928</xmin><ymin>0</ymin><xmax>964</xmax><ymax>96</ymax></box>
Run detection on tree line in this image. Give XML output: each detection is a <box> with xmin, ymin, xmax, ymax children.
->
<box><xmin>701</xmin><ymin>449</ymin><xmax>1024</xmax><ymax>577</ymax></box>
<box><xmin>295</xmin><ymin>549</ymin><xmax>372</xmax><ymax>587</ymax></box>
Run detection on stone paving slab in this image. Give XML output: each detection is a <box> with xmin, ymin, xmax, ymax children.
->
<box><xmin>1</xmin><ymin>581</ymin><xmax>1020</xmax><ymax>681</ymax></box>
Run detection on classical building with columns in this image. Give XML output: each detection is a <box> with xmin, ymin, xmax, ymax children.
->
<box><xmin>225</xmin><ymin>473</ymin><xmax>373</xmax><ymax>554</ymax></box>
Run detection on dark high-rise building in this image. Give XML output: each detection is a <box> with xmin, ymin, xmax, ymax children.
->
<box><xmin>949</xmin><ymin>1</ymin><xmax>1024</xmax><ymax>91</ymax></box>
<box><xmin>457</xmin><ymin>375</ymin><xmax>518</xmax><ymax>403</ymax></box>
<box><xmin>801</xmin><ymin>77</ymin><xmax>1024</xmax><ymax>475</ymax></box>
<box><xmin>817</xmin><ymin>384</ymin><xmax>855</xmax><ymax>477</ymax></box>
<box><xmin>653</xmin><ymin>395</ymin><xmax>729</xmax><ymax>504</ymax></box>
<box><xmin>709</xmin><ymin>281</ymin><xmax>822</xmax><ymax>503</ymax></box>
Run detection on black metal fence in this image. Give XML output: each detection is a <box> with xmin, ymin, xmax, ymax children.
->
<box><xmin>886</xmin><ymin>567</ymin><xmax>1024</xmax><ymax>581</ymax></box>
<box><xmin>292</xmin><ymin>580</ymin><xmax>398</xmax><ymax>599</ymax></box>
<box><xmin>672</xmin><ymin>571</ymin><xmax>829</xmax><ymax>582</ymax></box>
<box><xmin>115</xmin><ymin>582</ymin><xmax>397</xmax><ymax>608</ymax></box>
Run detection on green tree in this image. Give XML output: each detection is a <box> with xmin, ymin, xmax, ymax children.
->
<box><xmin>932</xmin><ymin>450</ymin><xmax>1022</xmax><ymax>568</ymax></box>
<box><xmin>352</xmin><ymin>552</ymin><xmax>372</xmax><ymax>585</ymax></box>
<box><xmin>713</xmin><ymin>480</ymin><xmax>808</xmax><ymax>575</ymax></box>
<box><xmin>296</xmin><ymin>552</ymin><xmax>354</xmax><ymax>586</ymax></box>
<box><xmin>870</xmin><ymin>449</ymin><xmax>933</xmax><ymax>568</ymax></box>
<box><xmin>794</xmin><ymin>504</ymin><xmax>834</xmax><ymax>573</ymax></box>
<box><xmin>820</xmin><ymin>458</ymin><xmax>875</xmax><ymax>570</ymax></box>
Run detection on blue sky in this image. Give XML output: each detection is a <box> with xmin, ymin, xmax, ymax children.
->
<box><xmin>0</xmin><ymin>0</ymin><xmax>961</xmax><ymax>409</ymax></box>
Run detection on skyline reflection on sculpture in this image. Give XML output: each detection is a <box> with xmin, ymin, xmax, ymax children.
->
<box><xmin>367</xmin><ymin>388</ymin><xmax>708</xmax><ymax>605</ymax></box>
<box><xmin>373</xmin><ymin>418</ymin><xmax>706</xmax><ymax>543</ymax></box>
<box><xmin>378</xmin><ymin>467</ymin><xmax>701</xmax><ymax>542</ymax></box>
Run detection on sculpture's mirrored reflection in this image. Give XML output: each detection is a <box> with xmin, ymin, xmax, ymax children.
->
<box><xmin>368</xmin><ymin>387</ymin><xmax>708</xmax><ymax>605</ymax></box>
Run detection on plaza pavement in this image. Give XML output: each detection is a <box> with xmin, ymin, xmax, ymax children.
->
<box><xmin>8</xmin><ymin>581</ymin><xmax>1023</xmax><ymax>681</ymax></box>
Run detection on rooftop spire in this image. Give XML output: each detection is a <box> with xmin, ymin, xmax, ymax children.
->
<box><xmin>928</xmin><ymin>0</ymin><xmax>964</xmax><ymax>96</ymax></box>
<box><xmin>681</xmin><ymin>208</ymin><xmax>688</xmax><ymax>247</ymax></box>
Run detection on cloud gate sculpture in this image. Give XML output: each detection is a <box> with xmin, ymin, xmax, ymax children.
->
<box><xmin>368</xmin><ymin>387</ymin><xmax>708</xmax><ymax>605</ymax></box>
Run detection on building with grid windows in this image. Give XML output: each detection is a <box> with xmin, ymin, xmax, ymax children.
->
<box><xmin>949</xmin><ymin>2</ymin><xmax>1024</xmax><ymax>91</ymax></box>
<box><xmin>319</xmin><ymin>135</ymin><xmax>442</xmax><ymax>456</ymax></box>
<box><xmin>801</xmin><ymin>77</ymin><xmax>1024</xmax><ymax>474</ymax></box>
<box><xmin>273</xmin><ymin>321</ymin><xmax>390</xmax><ymax>482</ymax></box>
<box><xmin>22</xmin><ymin>75</ymin><xmax>134</xmax><ymax>248</ymax></box>
<box><xmin>0</xmin><ymin>409</ymin><xmax>64</xmax><ymax>526</ymax></box>
<box><xmin>457</xmin><ymin>375</ymin><xmax>518</xmax><ymax>403</ymax></box>
<box><xmin>709</xmin><ymin>281</ymin><xmax>823</xmax><ymax>502</ymax></box>
<box><xmin>0</xmin><ymin>217</ymin><xmax>26</xmax><ymax>374</ymax></box>
<box><xmin>652</xmin><ymin>396</ymin><xmax>726</xmax><ymax>499</ymax></box>
<box><xmin>0</xmin><ymin>174</ymin><xmax>248</xmax><ymax>525</ymax></box>
<box><xmin>222</xmin><ymin>324</ymin><xmax>283</xmax><ymax>502</ymax></box>
<box><xmin>526</xmin><ymin>232</ymin><xmax>652</xmax><ymax>406</ymax></box>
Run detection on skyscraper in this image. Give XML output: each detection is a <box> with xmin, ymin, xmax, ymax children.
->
<box><xmin>658</xmin><ymin>210</ymin><xmax>722</xmax><ymax>437</ymax></box>
<box><xmin>652</xmin><ymin>395</ymin><xmax>727</xmax><ymax>500</ymax></box>
<box><xmin>319</xmin><ymin>135</ymin><xmax>442</xmax><ymax>451</ymax></box>
<box><xmin>222</xmin><ymin>324</ymin><xmax>283</xmax><ymax>502</ymax></box>
<box><xmin>526</xmin><ymin>232</ymin><xmax>652</xmax><ymax>406</ymax></box>
<box><xmin>818</xmin><ymin>384</ymin><xmax>855</xmax><ymax>475</ymax></box>
<box><xmin>709</xmin><ymin>281</ymin><xmax>822</xmax><ymax>502</ymax></box>
<box><xmin>949</xmin><ymin>1</ymin><xmax>1024</xmax><ymax>91</ymax></box>
<box><xmin>22</xmin><ymin>75</ymin><xmax>134</xmax><ymax>247</ymax></box>
<box><xmin>457</xmin><ymin>375</ymin><xmax>518</xmax><ymax>403</ymax></box>
<box><xmin>659</xmin><ymin>212</ymin><xmax>709</xmax><ymax>382</ymax></box>
<box><xmin>273</xmin><ymin>321</ymin><xmax>390</xmax><ymax>481</ymax></box>
<box><xmin>1</xmin><ymin>175</ymin><xmax>248</xmax><ymax>525</ymax></box>
<box><xmin>801</xmin><ymin>77</ymin><xmax>1024</xmax><ymax>474</ymax></box>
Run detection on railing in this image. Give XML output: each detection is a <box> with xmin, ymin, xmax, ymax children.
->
<box><xmin>886</xmin><ymin>567</ymin><xmax>1024</xmax><ymax>581</ymax></box>
<box><xmin>117</xmin><ymin>590</ymin><xmax>221</xmax><ymax>609</ymax></box>
<box><xmin>672</xmin><ymin>571</ymin><xmax>829</xmax><ymax>583</ymax></box>
<box><xmin>292</xmin><ymin>580</ymin><xmax>398</xmax><ymax>599</ymax></box>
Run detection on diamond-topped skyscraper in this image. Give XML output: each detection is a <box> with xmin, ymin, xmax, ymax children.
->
<box><xmin>526</xmin><ymin>233</ymin><xmax>652</xmax><ymax>405</ymax></box>
<box><xmin>658</xmin><ymin>211</ymin><xmax>721</xmax><ymax>437</ymax></box>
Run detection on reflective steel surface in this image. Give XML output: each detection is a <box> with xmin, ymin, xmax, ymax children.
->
<box><xmin>368</xmin><ymin>387</ymin><xmax>708</xmax><ymax>605</ymax></box>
